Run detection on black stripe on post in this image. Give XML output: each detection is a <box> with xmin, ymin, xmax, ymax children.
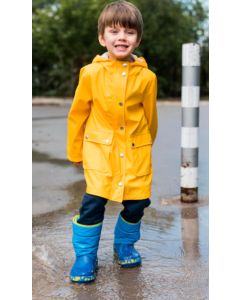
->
<box><xmin>182</xmin><ymin>66</ymin><xmax>200</xmax><ymax>86</ymax></box>
<box><xmin>182</xmin><ymin>107</ymin><xmax>199</xmax><ymax>127</ymax></box>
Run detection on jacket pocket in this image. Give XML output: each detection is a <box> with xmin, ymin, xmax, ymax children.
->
<box><xmin>130</xmin><ymin>132</ymin><xmax>153</xmax><ymax>176</ymax></box>
<box><xmin>83</xmin><ymin>129</ymin><xmax>114</xmax><ymax>173</ymax></box>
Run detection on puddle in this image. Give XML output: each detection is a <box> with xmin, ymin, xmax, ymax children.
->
<box><xmin>33</xmin><ymin>182</ymin><xmax>209</xmax><ymax>299</ymax></box>
<box><xmin>32</xmin><ymin>150</ymin><xmax>84</xmax><ymax>215</ymax></box>
<box><xmin>33</xmin><ymin>149</ymin><xmax>71</xmax><ymax>166</ymax></box>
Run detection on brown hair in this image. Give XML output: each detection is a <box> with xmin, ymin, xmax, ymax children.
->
<box><xmin>98</xmin><ymin>1</ymin><xmax>143</xmax><ymax>42</ymax></box>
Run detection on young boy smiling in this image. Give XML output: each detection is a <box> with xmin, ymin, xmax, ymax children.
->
<box><xmin>98</xmin><ymin>20</ymin><xmax>141</xmax><ymax>62</ymax></box>
<box><xmin>67</xmin><ymin>1</ymin><xmax>158</xmax><ymax>282</ymax></box>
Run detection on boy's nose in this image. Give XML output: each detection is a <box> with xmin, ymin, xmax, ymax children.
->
<box><xmin>118</xmin><ymin>32</ymin><xmax>126</xmax><ymax>40</ymax></box>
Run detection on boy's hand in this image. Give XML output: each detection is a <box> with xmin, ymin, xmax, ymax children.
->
<box><xmin>73</xmin><ymin>161</ymin><xmax>82</xmax><ymax>167</ymax></box>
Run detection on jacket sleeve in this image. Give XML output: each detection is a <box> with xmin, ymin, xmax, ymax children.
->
<box><xmin>67</xmin><ymin>67</ymin><xmax>92</xmax><ymax>162</ymax></box>
<box><xmin>142</xmin><ymin>74</ymin><xmax>158</xmax><ymax>144</ymax></box>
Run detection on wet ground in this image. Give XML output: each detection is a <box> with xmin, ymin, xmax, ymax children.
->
<box><xmin>32</xmin><ymin>102</ymin><xmax>209</xmax><ymax>299</ymax></box>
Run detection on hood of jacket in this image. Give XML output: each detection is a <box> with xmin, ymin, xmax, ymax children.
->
<box><xmin>92</xmin><ymin>52</ymin><xmax>148</xmax><ymax>76</ymax></box>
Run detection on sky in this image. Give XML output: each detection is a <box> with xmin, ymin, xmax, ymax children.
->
<box><xmin>178</xmin><ymin>0</ymin><xmax>209</xmax><ymax>43</ymax></box>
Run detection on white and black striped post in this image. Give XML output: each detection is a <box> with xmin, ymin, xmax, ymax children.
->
<box><xmin>181</xmin><ymin>43</ymin><xmax>201</xmax><ymax>203</ymax></box>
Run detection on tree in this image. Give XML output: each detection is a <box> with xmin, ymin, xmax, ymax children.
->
<box><xmin>32</xmin><ymin>0</ymin><xmax>209</xmax><ymax>97</ymax></box>
<box><xmin>200</xmin><ymin>34</ymin><xmax>209</xmax><ymax>97</ymax></box>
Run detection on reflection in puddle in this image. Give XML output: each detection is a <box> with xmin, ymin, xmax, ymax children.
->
<box><xmin>181</xmin><ymin>207</ymin><xmax>200</xmax><ymax>261</ymax></box>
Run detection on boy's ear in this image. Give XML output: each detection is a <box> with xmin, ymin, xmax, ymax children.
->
<box><xmin>135</xmin><ymin>36</ymin><xmax>142</xmax><ymax>48</ymax></box>
<box><xmin>98</xmin><ymin>33</ymin><xmax>106</xmax><ymax>47</ymax></box>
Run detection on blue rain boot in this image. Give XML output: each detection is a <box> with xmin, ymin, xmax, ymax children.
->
<box><xmin>69</xmin><ymin>215</ymin><xmax>102</xmax><ymax>282</ymax></box>
<box><xmin>114</xmin><ymin>214</ymin><xmax>142</xmax><ymax>267</ymax></box>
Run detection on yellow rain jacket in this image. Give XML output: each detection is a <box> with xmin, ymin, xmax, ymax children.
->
<box><xmin>67</xmin><ymin>52</ymin><xmax>158</xmax><ymax>203</ymax></box>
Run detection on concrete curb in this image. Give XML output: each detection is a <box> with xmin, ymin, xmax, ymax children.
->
<box><xmin>32</xmin><ymin>97</ymin><xmax>209</xmax><ymax>106</ymax></box>
<box><xmin>156</xmin><ymin>100</ymin><xmax>209</xmax><ymax>106</ymax></box>
<box><xmin>32</xmin><ymin>98</ymin><xmax>73</xmax><ymax>106</ymax></box>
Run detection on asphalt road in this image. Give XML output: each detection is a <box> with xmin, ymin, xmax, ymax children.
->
<box><xmin>32</xmin><ymin>102</ymin><xmax>209</xmax><ymax>300</ymax></box>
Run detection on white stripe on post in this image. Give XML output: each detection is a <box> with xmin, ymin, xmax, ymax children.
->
<box><xmin>181</xmin><ymin>86</ymin><xmax>200</xmax><ymax>107</ymax></box>
<box><xmin>181</xmin><ymin>43</ymin><xmax>201</xmax><ymax>203</ymax></box>
<box><xmin>181</xmin><ymin>128</ymin><xmax>199</xmax><ymax>148</ymax></box>
<box><xmin>181</xmin><ymin>167</ymin><xmax>198</xmax><ymax>188</ymax></box>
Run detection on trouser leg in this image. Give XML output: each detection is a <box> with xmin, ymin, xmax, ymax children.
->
<box><xmin>120</xmin><ymin>198</ymin><xmax>151</xmax><ymax>224</ymax></box>
<box><xmin>77</xmin><ymin>193</ymin><xmax>108</xmax><ymax>225</ymax></box>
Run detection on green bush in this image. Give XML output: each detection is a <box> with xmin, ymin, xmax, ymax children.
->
<box><xmin>32</xmin><ymin>0</ymin><xmax>209</xmax><ymax>98</ymax></box>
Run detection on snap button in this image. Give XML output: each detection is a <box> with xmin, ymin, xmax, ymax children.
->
<box><xmin>119</xmin><ymin>102</ymin><xmax>123</xmax><ymax>106</ymax></box>
<box><xmin>122</xmin><ymin>72</ymin><xmax>126</xmax><ymax>76</ymax></box>
<box><xmin>105</xmin><ymin>139</ymin><xmax>109</xmax><ymax>143</ymax></box>
<box><xmin>150</xmin><ymin>139</ymin><xmax>152</xmax><ymax>142</ymax></box>
<box><xmin>119</xmin><ymin>182</ymin><xmax>123</xmax><ymax>186</ymax></box>
<box><xmin>120</xmin><ymin>126</ymin><xmax>124</xmax><ymax>130</ymax></box>
<box><xmin>123</xmin><ymin>63</ymin><xmax>127</xmax><ymax>67</ymax></box>
<box><xmin>132</xmin><ymin>143</ymin><xmax>135</xmax><ymax>147</ymax></box>
<box><xmin>85</xmin><ymin>135</ymin><xmax>89</xmax><ymax>139</ymax></box>
<box><xmin>120</xmin><ymin>153</ymin><xmax>124</xmax><ymax>157</ymax></box>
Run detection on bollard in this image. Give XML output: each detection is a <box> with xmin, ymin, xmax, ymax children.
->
<box><xmin>181</xmin><ymin>43</ymin><xmax>201</xmax><ymax>203</ymax></box>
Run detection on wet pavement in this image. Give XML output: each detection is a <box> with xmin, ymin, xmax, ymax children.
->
<box><xmin>32</xmin><ymin>102</ymin><xmax>209</xmax><ymax>299</ymax></box>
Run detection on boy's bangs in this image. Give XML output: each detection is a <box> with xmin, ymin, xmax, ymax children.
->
<box><xmin>98</xmin><ymin>1</ymin><xmax>143</xmax><ymax>40</ymax></box>
<box><xmin>104</xmin><ymin>9</ymin><xmax>138</xmax><ymax>31</ymax></box>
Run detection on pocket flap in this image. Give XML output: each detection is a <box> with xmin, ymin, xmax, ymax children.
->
<box><xmin>84</xmin><ymin>129</ymin><xmax>113</xmax><ymax>145</ymax></box>
<box><xmin>131</xmin><ymin>132</ymin><xmax>153</xmax><ymax>148</ymax></box>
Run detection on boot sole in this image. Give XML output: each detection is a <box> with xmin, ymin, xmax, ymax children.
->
<box><xmin>70</xmin><ymin>274</ymin><xmax>96</xmax><ymax>282</ymax></box>
<box><xmin>120</xmin><ymin>261</ymin><xmax>141</xmax><ymax>267</ymax></box>
<box><xmin>70</xmin><ymin>259</ymin><xmax>98</xmax><ymax>283</ymax></box>
<box><xmin>114</xmin><ymin>252</ymin><xmax>141</xmax><ymax>267</ymax></box>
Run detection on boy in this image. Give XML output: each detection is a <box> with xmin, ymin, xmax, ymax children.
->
<box><xmin>67</xmin><ymin>1</ymin><xmax>158</xmax><ymax>283</ymax></box>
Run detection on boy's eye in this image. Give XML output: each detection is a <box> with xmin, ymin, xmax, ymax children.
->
<box><xmin>110</xmin><ymin>30</ymin><xmax>134</xmax><ymax>34</ymax></box>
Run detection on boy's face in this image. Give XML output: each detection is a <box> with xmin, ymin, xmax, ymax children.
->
<box><xmin>98</xmin><ymin>24</ymin><xmax>141</xmax><ymax>62</ymax></box>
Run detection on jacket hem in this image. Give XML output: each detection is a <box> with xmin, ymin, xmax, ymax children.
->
<box><xmin>67</xmin><ymin>154</ymin><xmax>83</xmax><ymax>162</ymax></box>
<box><xmin>122</xmin><ymin>191</ymin><xmax>151</xmax><ymax>200</ymax></box>
<box><xmin>86</xmin><ymin>186</ymin><xmax>151</xmax><ymax>202</ymax></box>
<box><xmin>86</xmin><ymin>186</ymin><xmax>110</xmax><ymax>201</ymax></box>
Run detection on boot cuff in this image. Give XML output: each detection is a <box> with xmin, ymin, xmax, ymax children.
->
<box><xmin>72</xmin><ymin>215</ymin><xmax>102</xmax><ymax>236</ymax></box>
<box><xmin>118</xmin><ymin>214</ymin><xmax>141</xmax><ymax>233</ymax></box>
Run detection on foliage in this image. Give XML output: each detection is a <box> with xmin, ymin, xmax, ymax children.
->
<box><xmin>32</xmin><ymin>0</ymin><xmax>209</xmax><ymax>97</ymax></box>
<box><xmin>200</xmin><ymin>35</ymin><xmax>209</xmax><ymax>96</ymax></box>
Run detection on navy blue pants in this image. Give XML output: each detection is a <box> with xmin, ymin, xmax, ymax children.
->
<box><xmin>77</xmin><ymin>193</ymin><xmax>151</xmax><ymax>225</ymax></box>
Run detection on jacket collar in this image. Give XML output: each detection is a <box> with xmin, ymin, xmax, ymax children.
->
<box><xmin>92</xmin><ymin>52</ymin><xmax>148</xmax><ymax>76</ymax></box>
<box><xmin>100</xmin><ymin>51</ymin><xmax>143</xmax><ymax>62</ymax></box>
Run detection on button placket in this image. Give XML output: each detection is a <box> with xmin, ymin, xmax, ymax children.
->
<box><xmin>115</xmin><ymin>62</ymin><xmax>127</xmax><ymax>196</ymax></box>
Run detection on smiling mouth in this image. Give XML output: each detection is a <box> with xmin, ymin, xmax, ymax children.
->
<box><xmin>115</xmin><ymin>45</ymin><xmax>129</xmax><ymax>48</ymax></box>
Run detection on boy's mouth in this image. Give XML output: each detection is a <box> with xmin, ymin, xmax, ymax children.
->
<box><xmin>115</xmin><ymin>45</ymin><xmax>129</xmax><ymax>48</ymax></box>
